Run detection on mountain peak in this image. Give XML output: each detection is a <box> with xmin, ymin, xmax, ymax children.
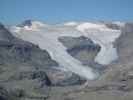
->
<box><xmin>15</xmin><ymin>20</ymin><xmax>46</xmax><ymax>31</ymax></box>
<box><xmin>18</xmin><ymin>19</ymin><xmax>32</xmax><ymax>27</ymax></box>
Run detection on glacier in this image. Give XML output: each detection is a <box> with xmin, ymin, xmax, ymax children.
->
<box><xmin>10</xmin><ymin>21</ymin><xmax>122</xmax><ymax>80</ymax></box>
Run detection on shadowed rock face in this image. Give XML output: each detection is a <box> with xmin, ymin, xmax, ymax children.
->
<box><xmin>105</xmin><ymin>23</ymin><xmax>120</xmax><ymax>30</ymax></box>
<box><xmin>54</xmin><ymin>73</ymin><xmax>86</xmax><ymax>86</ymax></box>
<box><xmin>0</xmin><ymin>87</ymin><xmax>9</xmax><ymax>100</ymax></box>
<box><xmin>59</xmin><ymin>36</ymin><xmax>100</xmax><ymax>64</ymax></box>
<box><xmin>0</xmin><ymin>23</ymin><xmax>14</xmax><ymax>42</ymax></box>
<box><xmin>115</xmin><ymin>23</ymin><xmax>133</xmax><ymax>63</ymax></box>
<box><xmin>58</xmin><ymin>36</ymin><xmax>103</xmax><ymax>73</ymax></box>
<box><xmin>0</xmin><ymin>41</ymin><xmax>58</xmax><ymax>67</ymax></box>
<box><xmin>122</xmin><ymin>23</ymin><xmax>133</xmax><ymax>33</ymax></box>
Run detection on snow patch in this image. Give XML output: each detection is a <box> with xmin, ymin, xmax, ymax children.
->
<box><xmin>64</xmin><ymin>22</ymin><xmax>78</xmax><ymax>26</ymax></box>
<box><xmin>76</xmin><ymin>22</ymin><xmax>108</xmax><ymax>32</ymax></box>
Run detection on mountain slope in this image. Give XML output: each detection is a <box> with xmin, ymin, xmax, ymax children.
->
<box><xmin>1</xmin><ymin>21</ymin><xmax>133</xmax><ymax>100</ymax></box>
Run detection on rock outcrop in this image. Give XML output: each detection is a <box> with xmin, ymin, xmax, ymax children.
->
<box><xmin>59</xmin><ymin>36</ymin><xmax>100</xmax><ymax>64</ymax></box>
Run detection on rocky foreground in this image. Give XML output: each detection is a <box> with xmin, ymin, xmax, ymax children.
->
<box><xmin>0</xmin><ymin>22</ymin><xmax>133</xmax><ymax>100</ymax></box>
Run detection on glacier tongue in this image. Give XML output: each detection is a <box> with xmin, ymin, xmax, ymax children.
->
<box><xmin>10</xmin><ymin>21</ymin><xmax>121</xmax><ymax>79</ymax></box>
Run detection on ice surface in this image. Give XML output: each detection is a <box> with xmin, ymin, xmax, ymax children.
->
<box><xmin>76</xmin><ymin>22</ymin><xmax>121</xmax><ymax>65</ymax></box>
<box><xmin>10</xmin><ymin>21</ymin><xmax>121</xmax><ymax>79</ymax></box>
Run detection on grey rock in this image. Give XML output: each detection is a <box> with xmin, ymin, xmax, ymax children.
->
<box><xmin>59</xmin><ymin>36</ymin><xmax>100</xmax><ymax>64</ymax></box>
<box><xmin>43</xmin><ymin>68</ymin><xmax>86</xmax><ymax>86</ymax></box>
<box><xmin>122</xmin><ymin>23</ymin><xmax>133</xmax><ymax>33</ymax></box>
<box><xmin>0</xmin><ymin>42</ymin><xmax>58</xmax><ymax>67</ymax></box>
<box><xmin>31</xmin><ymin>71</ymin><xmax>52</xmax><ymax>86</ymax></box>
<box><xmin>105</xmin><ymin>22</ymin><xmax>121</xmax><ymax>30</ymax></box>
<box><xmin>115</xmin><ymin>22</ymin><xmax>133</xmax><ymax>63</ymax></box>
<box><xmin>0</xmin><ymin>23</ymin><xmax>14</xmax><ymax>42</ymax></box>
<box><xmin>9</xmin><ymin>70</ymin><xmax>52</xmax><ymax>86</ymax></box>
<box><xmin>55</xmin><ymin>73</ymin><xmax>86</xmax><ymax>86</ymax></box>
<box><xmin>0</xmin><ymin>87</ymin><xmax>9</xmax><ymax>100</ymax></box>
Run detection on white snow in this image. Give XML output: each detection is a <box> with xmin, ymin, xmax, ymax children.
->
<box><xmin>64</xmin><ymin>22</ymin><xmax>78</xmax><ymax>26</ymax></box>
<box><xmin>76</xmin><ymin>22</ymin><xmax>107</xmax><ymax>32</ymax></box>
<box><xmin>11</xmin><ymin>26</ymin><xmax>21</xmax><ymax>33</ymax></box>
<box><xmin>76</xmin><ymin>22</ymin><xmax>121</xmax><ymax>65</ymax></box>
<box><xmin>10</xmin><ymin>21</ymin><xmax>121</xmax><ymax>79</ymax></box>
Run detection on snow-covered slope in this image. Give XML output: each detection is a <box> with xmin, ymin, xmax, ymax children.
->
<box><xmin>76</xmin><ymin>22</ymin><xmax>121</xmax><ymax>65</ymax></box>
<box><xmin>10</xmin><ymin>21</ymin><xmax>122</xmax><ymax>80</ymax></box>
